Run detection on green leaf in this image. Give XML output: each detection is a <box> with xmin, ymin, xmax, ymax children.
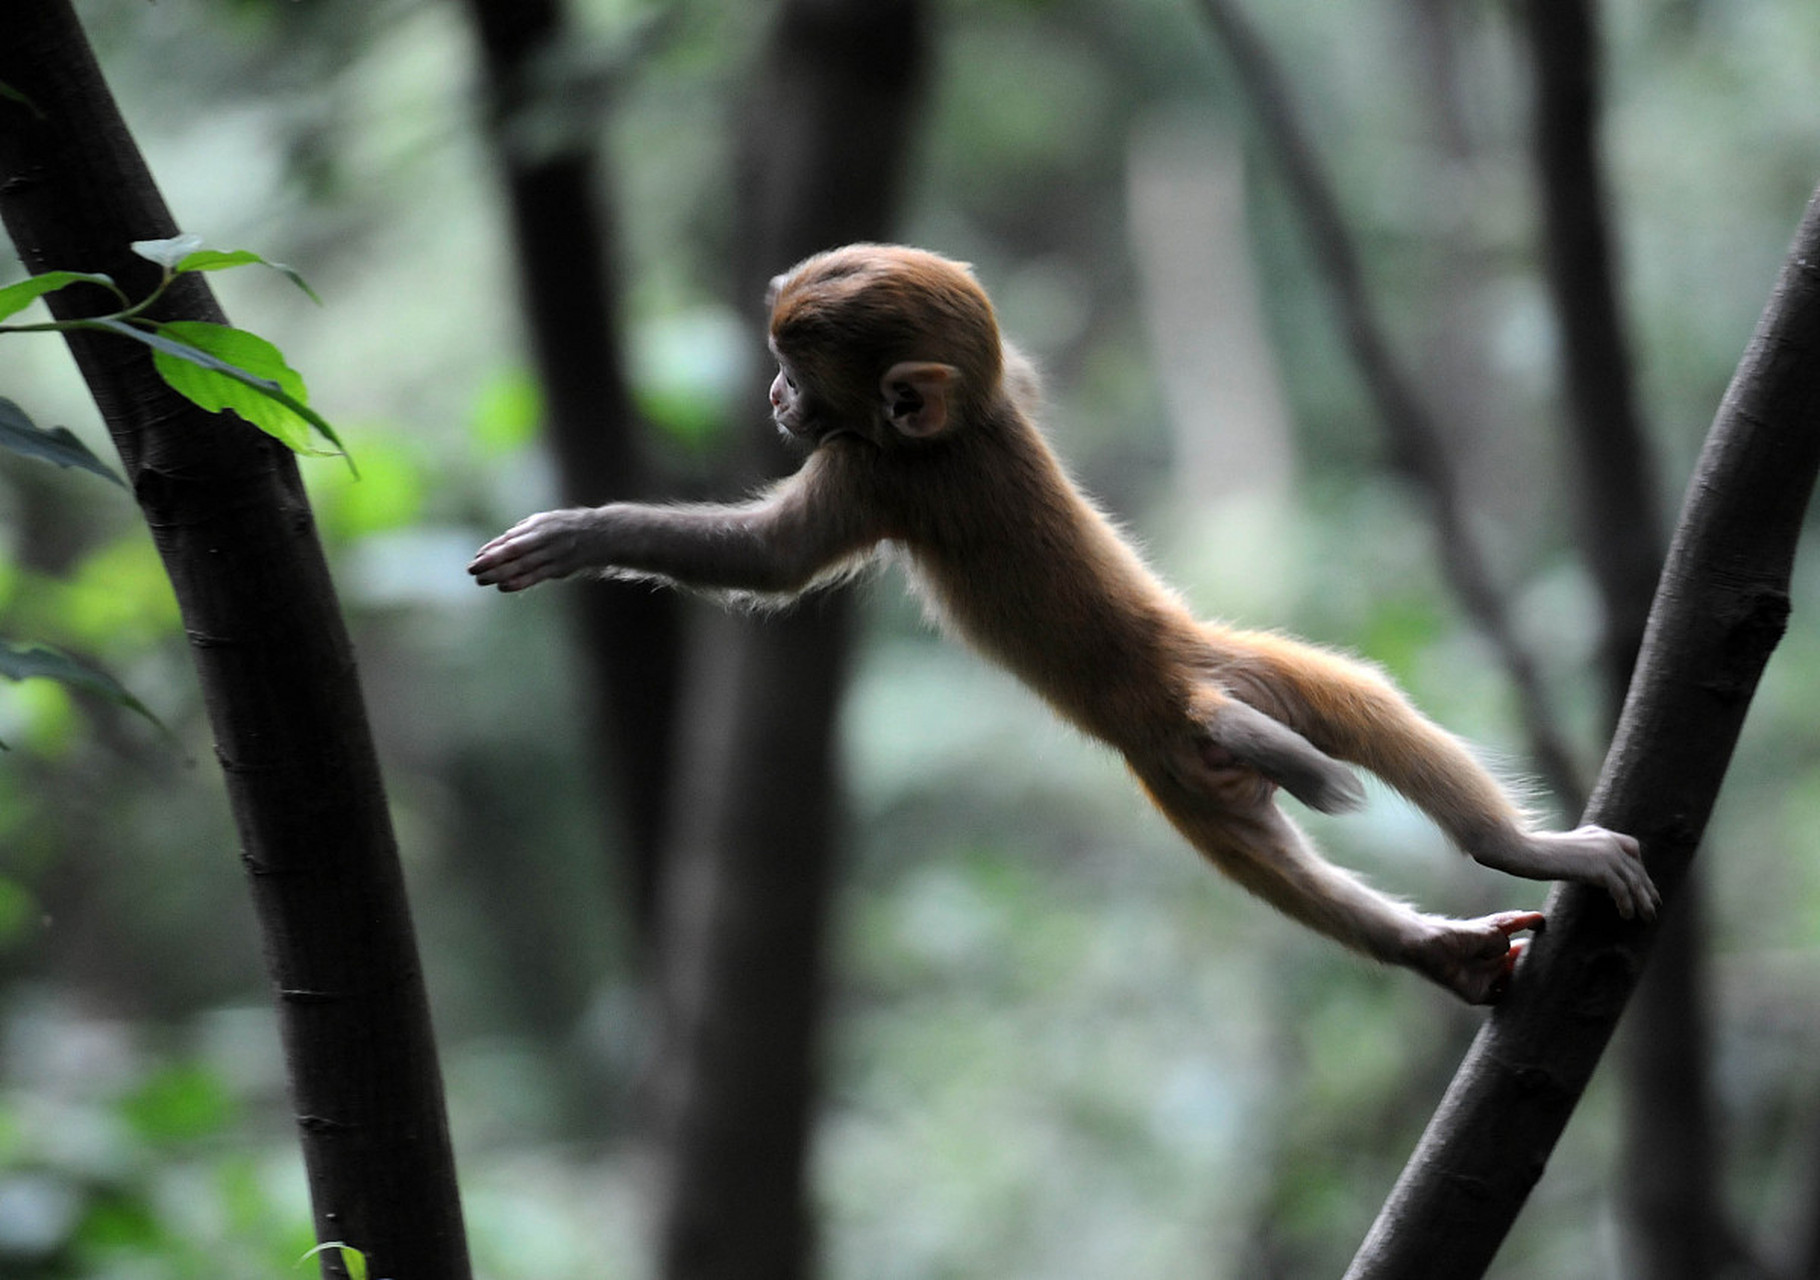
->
<box><xmin>90</xmin><ymin>317</ymin><xmax>347</xmax><ymax>460</ymax></box>
<box><xmin>130</xmin><ymin>234</ymin><xmax>204</xmax><ymax>271</ymax></box>
<box><xmin>175</xmin><ymin>247</ymin><xmax>322</xmax><ymax>304</ymax></box>
<box><xmin>0</xmin><ymin>397</ymin><xmax>126</xmax><ymax>486</ymax></box>
<box><xmin>0</xmin><ymin>270</ymin><xmax>120</xmax><ymax>323</ymax></box>
<box><xmin>300</xmin><ymin>1242</ymin><xmax>368</xmax><ymax>1280</ymax></box>
<box><xmin>150</xmin><ymin>319</ymin><xmax>345</xmax><ymax>456</ymax></box>
<box><xmin>0</xmin><ymin>639</ymin><xmax>164</xmax><ymax>734</ymax></box>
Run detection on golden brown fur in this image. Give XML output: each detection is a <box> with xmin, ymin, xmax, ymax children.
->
<box><xmin>471</xmin><ymin>243</ymin><xmax>1657</xmax><ymax>1003</ymax></box>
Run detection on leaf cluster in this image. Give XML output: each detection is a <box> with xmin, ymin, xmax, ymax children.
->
<box><xmin>0</xmin><ymin>233</ymin><xmax>341</xmax><ymax>746</ymax></box>
<box><xmin>0</xmin><ymin>233</ymin><xmax>343</xmax><ymax>462</ymax></box>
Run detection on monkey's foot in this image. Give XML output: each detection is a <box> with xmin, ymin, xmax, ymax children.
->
<box><xmin>1407</xmin><ymin>910</ymin><xmax>1545</xmax><ymax>1005</ymax></box>
<box><xmin>1476</xmin><ymin>825</ymin><xmax>1659</xmax><ymax>921</ymax></box>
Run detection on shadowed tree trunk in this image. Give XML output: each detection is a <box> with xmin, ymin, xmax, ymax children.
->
<box><xmin>1516</xmin><ymin>3</ymin><xmax>1727</xmax><ymax>1277</ymax></box>
<box><xmin>462</xmin><ymin>0</ymin><xmax>683</xmax><ymax>956</ymax></box>
<box><xmin>1345</xmin><ymin>185</ymin><xmax>1820</xmax><ymax>1280</ymax></box>
<box><xmin>1521</xmin><ymin>0</ymin><xmax>1662</xmax><ymax>688</ymax></box>
<box><xmin>648</xmin><ymin>2</ymin><xmax>928</xmax><ymax>1278</ymax></box>
<box><xmin>0</xmin><ymin>7</ymin><xmax>468</xmax><ymax>1278</ymax></box>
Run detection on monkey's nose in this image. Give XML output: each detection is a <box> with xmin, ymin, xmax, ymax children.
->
<box><xmin>769</xmin><ymin>372</ymin><xmax>787</xmax><ymax>409</ymax></box>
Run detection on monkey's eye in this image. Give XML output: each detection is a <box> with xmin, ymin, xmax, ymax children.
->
<box><xmin>781</xmin><ymin>371</ymin><xmax>797</xmax><ymax>391</ymax></box>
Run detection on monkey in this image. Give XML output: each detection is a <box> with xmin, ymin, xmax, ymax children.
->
<box><xmin>468</xmin><ymin>243</ymin><xmax>1658</xmax><ymax>1004</ymax></box>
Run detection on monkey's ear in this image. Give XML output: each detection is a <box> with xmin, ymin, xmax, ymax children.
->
<box><xmin>880</xmin><ymin>361</ymin><xmax>960</xmax><ymax>438</ymax></box>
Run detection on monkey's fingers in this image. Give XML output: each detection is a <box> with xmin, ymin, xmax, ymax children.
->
<box><xmin>1528</xmin><ymin>826</ymin><xmax>1659</xmax><ymax>922</ymax></box>
<box><xmin>1600</xmin><ymin>829</ymin><xmax>1660</xmax><ymax>922</ymax></box>
<box><xmin>470</xmin><ymin>515</ymin><xmax>547</xmax><ymax>560</ymax></box>
<box><xmin>1417</xmin><ymin>910</ymin><xmax>1545</xmax><ymax>1004</ymax></box>
<box><xmin>1482</xmin><ymin>909</ymin><xmax>1547</xmax><ymax>937</ymax></box>
<box><xmin>1486</xmin><ymin>935</ymin><xmax>1532</xmax><ymax>1002</ymax></box>
<box><xmin>469</xmin><ymin>536</ymin><xmax>562</xmax><ymax>591</ymax></box>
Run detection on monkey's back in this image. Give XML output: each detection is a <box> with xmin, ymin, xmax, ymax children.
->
<box><xmin>879</xmin><ymin>414</ymin><xmax>1211</xmax><ymax>751</ymax></box>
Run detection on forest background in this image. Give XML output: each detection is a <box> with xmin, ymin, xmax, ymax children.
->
<box><xmin>3</xmin><ymin>0</ymin><xmax>1820</xmax><ymax>1277</ymax></box>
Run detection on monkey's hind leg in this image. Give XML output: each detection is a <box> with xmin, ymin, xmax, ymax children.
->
<box><xmin>1221</xmin><ymin>629</ymin><xmax>1659</xmax><ymax>921</ymax></box>
<box><xmin>1144</xmin><ymin>776</ymin><xmax>1543</xmax><ymax>1003</ymax></box>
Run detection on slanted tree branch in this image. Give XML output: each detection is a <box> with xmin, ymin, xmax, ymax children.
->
<box><xmin>1345</xmin><ymin>185</ymin><xmax>1820</xmax><ymax>1280</ymax></box>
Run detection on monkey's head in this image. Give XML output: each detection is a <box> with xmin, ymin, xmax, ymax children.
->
<box><xmin>766</xmin><ymin>244</ymin><xmax>1005</xmax><ymax>447</ymax></box>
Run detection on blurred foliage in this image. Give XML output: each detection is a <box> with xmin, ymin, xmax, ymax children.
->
<box><xmin>3</xmin><ymin>0</ymin><xmax>1820</xmax><ymax>1275</ymax></box>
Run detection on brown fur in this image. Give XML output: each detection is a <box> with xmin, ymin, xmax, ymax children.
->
<box><xmin>471</xmin><ymin>243</ymin><xmax>1657</xmax><ymax>1003</ymax></box>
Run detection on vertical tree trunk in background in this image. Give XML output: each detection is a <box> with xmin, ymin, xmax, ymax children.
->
<box><xmin>1517</xmin><ymin>5</ymin><xmax>1721</xmax><ymax>1276</ymax></box>
<box><xmin>0</xmin><ymin>7</ymin><xmax>469</xmax><ymax>1279</ymax></box>
<box><xmin>1403</xmin><ymin>0</ymin><xmax>1518</xmax><ymax>528</ymax></box>
<box><xmin>1522</xmin><ymin>0</ymin><xmax>1663</xmax><ymax>689</ymax></box>
<box><xmin>650</xmin><ymin>3</ymin><xmax>928</xmax><ymax>1277</ymax></box>
<box><xmin>1192</xmin><ymin>0</ymin><xmax>1586</xmax><ymax>809</ymax></box>
<box><xmin>1346</xmin><ymin>186</ymin><xmax>1820</xmax><ymax>1280</ymax></box>
<box><xmin>462</xmin><ymin>0</ymin><xmax>683</xmax><ymax>954</ymax></box>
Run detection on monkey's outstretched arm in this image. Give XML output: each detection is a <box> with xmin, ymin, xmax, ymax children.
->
<box><xmin>469</xmin><ymin>451</ymin><xmax>882</xmax><ymax>595</ymax></box>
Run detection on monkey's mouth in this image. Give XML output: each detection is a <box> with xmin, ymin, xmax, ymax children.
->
<box><xmin>773</xmin><ymin>409</ymin><xmax>813</xmax><ymax>439</ymax></box>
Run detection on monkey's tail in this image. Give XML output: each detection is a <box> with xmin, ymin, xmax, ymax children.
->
<box><xmin>1211</xmin><ymin>628</ymin><xmax>1528</xmax><ymax>837</ymax></box>
<box><xmin>1199</xmin><ymin>697</ymin><xmax>1367</xmax><ymax>815</ymax></box>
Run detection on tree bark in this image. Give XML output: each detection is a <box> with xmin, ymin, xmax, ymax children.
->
<box><xmin>0</xmin><ymin>8</ymin><xmax>468</xmax><ymax>1278</ymax></box>
<box><xmin>461</xmin><ymin>0</ymin><xmax>683</xmax><ymax>953</ymax></box>
<box><xmin>1345</xmin><ymin>185</ymin><xmax>1820</xmax><ymax>1280</ymax></box>
<box><xmin>649</xmin><ymin>3</ymin><xmax>927</xmax><ymax>1277</ymax></box>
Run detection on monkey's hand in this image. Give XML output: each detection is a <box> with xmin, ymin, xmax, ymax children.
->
<box><xmin>469</xmin><ymin>508</ymin><xmax>604</xmax><ymax>592</ymax></box>
<box><xmin>1472</xmin><ymin>825</ymin><xmax>1659</xmax><ymax>922</ymax></box>
<box><xmin>1406</xmin><ymin>910</ymin><xmax>1546</xmax><ymax>1004</ymax></box>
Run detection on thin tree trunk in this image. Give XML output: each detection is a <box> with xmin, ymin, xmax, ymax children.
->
<box><xmin>1516</xmin><ymin>2</ymin><xmax>1721</xmax><ymax>1275</ymax></box>
<box><xmin>0</xmin><ymin>7</ymin><xmax>468</xmax><ymax>1279</ymax></box>
<box><xmin>461</xmin><ymin>0</ymin><xmax>683</xmax><ymax>953</ymax></box>
<box><xmin>1345</xmin><ymin>185</ymin><xmax>1820</xmax><ymax>1280</ymax></box>
<box><xmin>1521</xmin><ymin>0</ymin><xmax>1663</xmax><ymax>695</ymax></box>
<box><xmin>651</xmin><ymin>598</ymin><xmax>855</xmax><ymax>1280</ymax></box>
<box><xmin>649</xmin><ymin>3</ymin><xmax>927</xmax><ymax>1277</ymax></box>
<box><xmin>1191</xmin><ymin>0</ymin><xmax>1587</xmax><ymax>811</ymax></box>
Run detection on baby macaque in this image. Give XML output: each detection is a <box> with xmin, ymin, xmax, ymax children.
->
<box><xmin>469</xmin><ymin>243</ymin><xmax>1657</xmax><ymax>1003</ymax></box>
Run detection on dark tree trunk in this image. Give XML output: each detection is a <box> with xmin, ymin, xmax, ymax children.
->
<box><xmin>1345</xmin><ymin>185</ymin><xmax>1820</xmax><ymax>1280</ymax></box>
<box><xmin>649</xmin><ymin>3</ymin><xmax>928</xmax><ymax>1278</ymax></box>
<box><xmin>0</xmin><ymin>7</ymin><xmax>468</xmax><ymax>1279</ymax></box>
<box><xmin>1521</xmin><ymin>0</ymin><xmax>1664</xmax><ymax>695</ymax></box>
<box><xmin>1517</xmin><ymin>3</ymin><xmax>1720</xmax><ymax>1276</ymax></box>
<box><xmin>651</xmin><ymin>598</ymin><xmax>856</xmax><ymax>1280</ymax></box>
<box><xmin>461</xmin><ymin>0</ymin><xmax>683</xmax><ymax>954</ymax></box>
